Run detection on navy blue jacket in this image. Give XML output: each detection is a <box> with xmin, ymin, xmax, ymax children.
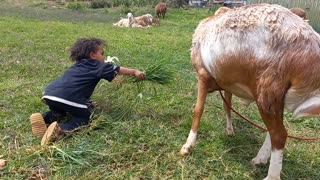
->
<box><xmin>43</xmin><ymin>59</ymin><xmax>120</xmax><ymax>107</ymax></box>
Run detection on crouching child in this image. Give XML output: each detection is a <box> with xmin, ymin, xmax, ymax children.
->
<box><xmin>30</xmin><ymin>37</ymin><xmax>145</xmax><ymax>145</ymax></box>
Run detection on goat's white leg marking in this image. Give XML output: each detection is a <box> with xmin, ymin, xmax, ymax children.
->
<box><xmin>180</xmin><ymin>130</ymin><xmax>197</xmax><ymax>155</ymax></box>
<box><xmin>263</xmin><ymin>149</ymin><xmax>283</xmax><ymax>180</ymax></box>
<box><xmin>225</xmin><ymin>116</ymin><xmax>234</xmax><ymax>135</ymax></box>
<box><xmin>251</xmin><ymin>133</ymin><xmax>271</xmax><ymax>165</ymax></box>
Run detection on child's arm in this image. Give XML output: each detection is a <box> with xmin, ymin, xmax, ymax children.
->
<box><xmin>118</xmin><ymin>67</ymin><xmax>145</xmax><ymax>80</ymax></box>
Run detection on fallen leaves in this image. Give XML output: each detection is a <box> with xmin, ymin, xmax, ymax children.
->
<box><xmin>0</xmin><ymin>158</ymin><xmax>7</xmax><ymax>170</ymax></box>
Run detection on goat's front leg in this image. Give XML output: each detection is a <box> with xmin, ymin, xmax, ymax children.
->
<box><xmin>223</xmin><ymin>91</ymin><xmax>234</xmax><ymax>135</ymax></box>
<box><xmin>180</xmin><ymin>71</ymin><xmax>213</xmax><ymax>156</ymax></box>
<box><xmin>258</xmin><ymin>114</ymin><xmax>287</xmax><ymax>180</ymax></box>
<box><xmin>254</xmin><ymin>80</ymin><xmax>288</xmax><ymax>180</ymax></box>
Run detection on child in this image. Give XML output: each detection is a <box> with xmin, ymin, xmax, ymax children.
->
<box><xmin>30</xmin><ymin>37</ymin><xmax>145</xmax><ymax>145</ymax></box>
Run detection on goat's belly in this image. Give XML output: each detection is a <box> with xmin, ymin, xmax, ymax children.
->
<box><xmin>222</xmin><ymin>83</ymin><xmax>255</xmax><ymax>101</ymax></box>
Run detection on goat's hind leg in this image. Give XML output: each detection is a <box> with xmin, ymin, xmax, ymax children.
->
<box><xmin>250</xmin><ymin>132</ymin><xmax>271</xmax><ymax>166</ymax></box>
<box><xmin>180</xmin><ymin>69</ymin><xmax>219</xmax><ymax>155</ymax></box>
<box><xmin>223</xmin><ymin>91</ymin><xmax>234</xmax><ymax>135</ymax></box>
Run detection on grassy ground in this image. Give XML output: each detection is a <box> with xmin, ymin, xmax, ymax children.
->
<box><xmin>0</xmin><ymin>1</ymin><xmax>319</xmax><ymax>179</ymax></box>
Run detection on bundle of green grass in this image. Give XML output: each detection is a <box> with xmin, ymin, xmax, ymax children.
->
<box><xmin>129</xmin><ymin>62</ymin><xmax>173</xmax><ymax>85</ymax></box>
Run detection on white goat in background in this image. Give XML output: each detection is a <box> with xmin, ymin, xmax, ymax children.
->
<box><xmin>112</xmin><ymin>13</ymin><xmax>135</xmax><ymax>27</ymax></box>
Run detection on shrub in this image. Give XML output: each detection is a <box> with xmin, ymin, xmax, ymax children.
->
<box><xmin>112</xmin><ymin>0</ymin><xmax>131</xmax><ymax>7</ymax></box>
<box><xmin>90</xmin><ymin>0</ymin><xmax>112</xmax><ymax>9</ymax></box>
<box><xmin>120</xmin><ymin>6</ymin><xmax>132</xmax><ymax>14</ymax></box>
<box><xmin>168</xmin><ymin>0</ymin><xmax>188</xmax><ymax>8</ymax></box>
<box><xmin>67</xmin><ymin>2</ymin><xmax>86</xmax><ymax>10</ymax></box>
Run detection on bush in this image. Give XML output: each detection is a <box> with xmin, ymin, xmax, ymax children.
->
<box><xmin>90</xmin><ymin>0</ymin><xmax>112</xmax><ymax>9</ymax></box>
<box><xmin>168</xmin><ymin>0</ymin><xmax>188</xmax><ymax>8</ymax></box>
<box><xmin>67</xmin><ymin>2</ymin><xmax>87</xmax><ymax>10</ymax></box>
<box><xmin>209</xmin><ymin>3</ymin><xmax>223</xmax><ymax>13</ymax></box>
<box><xmin>120</xmin><ymin>6</ymin><xmax>132</xmax><ymax>14</ymax></box>
<box><xmin>112</xmin><ymin>0</ymin><xmax>131</xmax><ymax>7</ymax></box>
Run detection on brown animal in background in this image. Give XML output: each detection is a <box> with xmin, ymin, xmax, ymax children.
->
<box><xmin>290</xmin><ymin>7</ymin><xmax>307</xmax><ymax>20</ymax></box>
<box><xmin>180</xmin><ymin>4</ymin><xmax>320</xmax><ymax>180</ymax></box>
<box><xmin>155</xmin><ymin>2</ymin><xmax>167</xmax><ymax>19</ymax></box>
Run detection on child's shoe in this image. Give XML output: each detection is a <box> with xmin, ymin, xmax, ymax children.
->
<box><xmin>41</xmin><ymin>121</ymin><xmax>62</xmax><ymax>146</ymax></box>
<box><xmin>30</xmin><ymin>113</ymin><xmax>47</xmax><ymax>138</ymax></box>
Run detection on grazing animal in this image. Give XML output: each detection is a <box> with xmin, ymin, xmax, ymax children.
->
<box><xmin>155</xmin><ymin>2</ymin><xmax>167</xmax><ymax>19</ymax></box>
<box><xmin>113</xmin><ymin>13</ymin><xmax>135</xmax><ymax>27</ymax></box>
<box><xmin>180</xmin><ymin>4</ymin><xmax>320</xmax><ymax>180</ymax></box>
<box><xmin>132</xmin><ymin>14</ymin><xmax>155</xmax><ymax>28</ymax></box>
<box><xmin>114</xmin><ymin>13</ymin><xmax>159</xmax><ymax>28</ymax></box>
<box><xmin>290</xmin><ymin>7</ymin><xmax>307</xmax><ymax>20</ymax></box>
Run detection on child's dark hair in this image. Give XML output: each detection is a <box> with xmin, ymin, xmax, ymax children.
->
<box><xmin>69</xmin><ymin>38</ymin><xmax>107</xmax><ymax>61</ymax></box>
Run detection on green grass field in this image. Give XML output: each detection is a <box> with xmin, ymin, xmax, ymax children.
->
<box><xmin>0</xmin><ymin>1</ymin><xmax>319</xmax><ymax>179</ymax></box>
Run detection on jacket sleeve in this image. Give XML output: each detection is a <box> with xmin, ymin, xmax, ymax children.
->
<box><xmin>100</xmin><ymin>63</ymin><xmax>120</xmax><ymax>82</ymax></box>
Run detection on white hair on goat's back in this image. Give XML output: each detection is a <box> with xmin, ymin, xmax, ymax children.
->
<box><xmin>193</xmin><ymin>4</ymin><xmax>316</xmax><ymax>77</ymax></box>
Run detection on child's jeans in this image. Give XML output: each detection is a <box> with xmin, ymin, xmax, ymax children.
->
<box><xmin>42</xmin><ymin>98</ymin><xmax>91</xmax><ymax>131</ymax></box>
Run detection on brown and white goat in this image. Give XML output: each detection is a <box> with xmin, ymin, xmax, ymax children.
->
<box><xmin>155</xmin><ymin>2</ymin><xmax>167</xmax><ymax>19</ymax></box>
<box><xmin>180</xmin><ymin>4</ymin><xmax>320</xmax><ymax>180</ymax></box>
<box><xmin>132</xmin><ymin>14</ymin><xmax>160</xmax><ymax>28</ymax></box>
<box><xmin>220</xmin><ymin>5</ymin><xmax>310</xmax><ymax>136</ymax></box>
<box><xmin>114</xmin><ymin>13</ymin><xmax>159</xmax><ymax>28</ymax></box>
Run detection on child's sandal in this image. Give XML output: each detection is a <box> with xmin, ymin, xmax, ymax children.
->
<box><xmin>30</xmin><ymin>113</ymin><xmax>47</xmax><ymax>138</ymax></box>
<box><xmin>41</xmin><ymin>121</ymin><xmax>61</xmax><ymax>146</ymax></box>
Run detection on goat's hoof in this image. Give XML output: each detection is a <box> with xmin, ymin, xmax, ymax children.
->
<box><xmin>263</xmin><ymin>175</ymin><xmax>281</xmax><ymax>180</ymax></box>
<box><xmin>180</xmin><ymin>146</ymin><xmax>190</xmax><ymax>156</ymax></box>
<box><xmin>226</xmin><ymin>129</ymin><xmax>234</xmax><ymax>136</ymax></box>
<box><xmin>250</xmin><ymin>158</ymin><xmax>268</xmax><ymax>166</ymax></box>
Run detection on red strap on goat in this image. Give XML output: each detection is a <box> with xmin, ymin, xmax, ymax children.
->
<box><xmin>219</xmin><ymin>91</ymin><xmax>320</xmax><ymax>140</ymax></box>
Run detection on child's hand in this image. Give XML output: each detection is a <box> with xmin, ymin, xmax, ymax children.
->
<box><xmin>134</xmin><ymin>70</ymin><xmax>145</xmax><ymax>80</ymax></box>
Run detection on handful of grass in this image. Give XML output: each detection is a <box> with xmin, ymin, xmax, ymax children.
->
<box><xmin>129</xmin><ymin>62</ymin><xmax>173</xmax><ymax>85</ymax></box>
